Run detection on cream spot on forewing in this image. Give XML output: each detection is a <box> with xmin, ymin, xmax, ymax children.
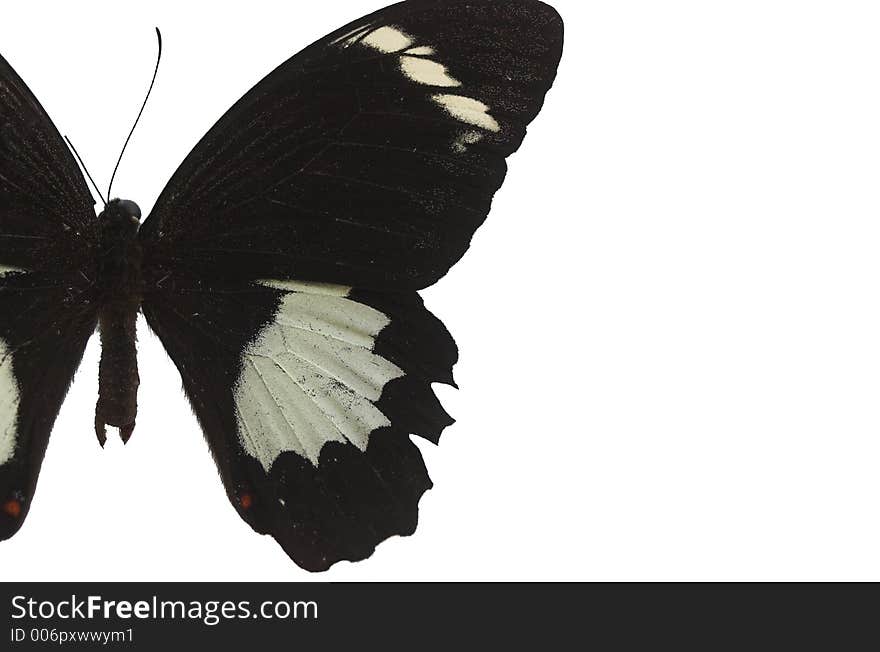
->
<box><xmin>357</xmin><ymin>26</ymin><xmax>502</xmax><ymax>145</ymax></box>
<box><xmin>400</xmin><ymin>57</ymin><xmax>461</xmax><ymax>87</ymax></box>
<box><xmin>0</xmin><ymin>340</ymin><xmax>21</xmax><ymax>466</ymax></box>
<box><xmin>432</xmin><ymin>94</ymin><xmax>501</xmax><ymax>133</ymax></box>
<box><xmin>331</xmin><ymin>25</ymin><xmax>372</xmax><ymax>48</ymax></box>
<box><xmin>0</xmin><ymin>265</ymin><xmax>25</xmax><ymax>278</ymax></box>
<box><xmin>452</xmin><ymin>130</ymin><xmax>485</xmax><ymax>153</ymax></box>
<box><xmin>361</xmin><ymin>25</ymin><xmax>414</xmax><ymax>53</ymax></box>
<box><xmin>234</xmin><ymin>283</ymin><xmax>403</xmax><ymax>469</ymax></box>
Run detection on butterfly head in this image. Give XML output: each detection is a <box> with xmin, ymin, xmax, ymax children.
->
<box><xmin>100</xmin><ymin>198</ymin><xmax>142</xmax><ymax>228</ymax></box>
<box><xmin>114</xmin><ymin>199</ymin><xmax>142</xmax><ymax>224</ymax></box>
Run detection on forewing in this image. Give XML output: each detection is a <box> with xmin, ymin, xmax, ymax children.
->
<box><xmin>139</xmin><ymin>0</ymin><xmax>564</xmax><ymax>291</ymax></box>
<box><xmin>0</xmin><ymin>50</ymin><xmax>99</xmax><ymax>538</ymax></box>
<box><xmin>0</xmin><ymin>53</ymin><xmax>97</xmax><ymax>273</ymax></box>
<box><xmin>142</xmin><ymin>280</ymin><xmax>456</xmax><ymax>570</ymax></box>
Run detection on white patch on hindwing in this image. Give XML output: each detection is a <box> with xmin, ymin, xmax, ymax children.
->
<box><xmin>0</xmin><ymin>339</ymin><xmax>20</xmax><ymax>466</ymax></box>
<box><xmin>354</xmin><ymin>24</ymin><xmax>502</xmax><ymax>145</ymax></box>
<box><xmin>233</xmin><ymin>281</ymin><xmax>404</xmax><ymax>469</ymax></box>
<box><xmin>257</xmin><ymin>279</ymin><xmax>351</xmax><ymax>297</ymax></box>
<box><xmin>0</xmin><ymin>265</ymin><xmax>25</xmax><ymax>278</ymax></box>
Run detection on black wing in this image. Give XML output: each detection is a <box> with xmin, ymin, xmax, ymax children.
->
<box><xmin>140</xmin><ymin>0</ymin><xmax>563</xmax><ymax>570</ymax></box>
<box><xmin>142</xmin><ymin>280</ymin><xmax>455</xmax><ymax>570</ymax></box>
<box><xmin>0</xmin><ymin>53</ymin><xmax>98</xmax><ymax>539</ymax></box>
<box><xmin>140</xmin><ymin>0</ymin><xmax>563</xmax><ymax>291</ymax></box>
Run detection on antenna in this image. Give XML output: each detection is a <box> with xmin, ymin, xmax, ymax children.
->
<box><xmin>106</xmin><ymin>27</ymin><xmax>163</xmax><ymax>201</ymax></box>
<box><xmin>65</xmin><ymin>135</ymin><xmax>108</xmax><ymax>206</ymax></box>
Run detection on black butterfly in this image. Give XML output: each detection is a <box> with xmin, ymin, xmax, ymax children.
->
<box><xmin>0</xmin><ymin>0</ymin><xmax>563</xmax><ymax>571</ymax></box>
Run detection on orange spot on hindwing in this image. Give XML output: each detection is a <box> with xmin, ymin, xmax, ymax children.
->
<box><xmin>2</xmin><ymin>499</ymin><xmax>22</xmax><ymax>519</ymax></box>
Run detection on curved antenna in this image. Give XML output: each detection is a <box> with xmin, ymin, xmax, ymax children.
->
<box><xmin>106</xmin><ymin>27</ymin><xmax>163</xmax><ymax>201</ymax></box>
<box><xmin>64</xmin><ymin>135</ymin><xmax>108</xmax><ymax>206</ymax></box>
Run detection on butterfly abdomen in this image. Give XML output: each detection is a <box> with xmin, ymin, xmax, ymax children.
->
<box><xmin>94</xmin><ymin>199</ymin><xmax>144</xmax><ymax>445</ymax></box>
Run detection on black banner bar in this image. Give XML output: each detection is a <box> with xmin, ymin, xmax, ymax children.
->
<box><xmin>0</xmin><ymin>583</ymin><xmax>875</xmax><ymax>648</ymax></box>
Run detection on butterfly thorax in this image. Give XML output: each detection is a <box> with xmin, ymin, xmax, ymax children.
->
<box><xmin>96</xmin><ymin>199</ymin><xmax>142</xmax><ymax>295</ymax></box>
<box><xmin>94</xmin><ymin>199</ymin><xmax>143</xmax><ymax>447</ymax></box>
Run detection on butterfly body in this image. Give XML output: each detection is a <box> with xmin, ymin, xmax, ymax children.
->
<box><xmin>94</xmin><ymin>199</ymin><xmax>143</xmax><ymax>445</ymax></box>
<box><xmin>0</xmin><ymin>0</ymin><xmax>563</xmax><ymax>570</ymax></box>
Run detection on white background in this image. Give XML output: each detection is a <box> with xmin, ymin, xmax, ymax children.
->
<box><xmin>2</xmin><ymin>0</ymin><xmax>880</xmax><ymax>581</ymax></box>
